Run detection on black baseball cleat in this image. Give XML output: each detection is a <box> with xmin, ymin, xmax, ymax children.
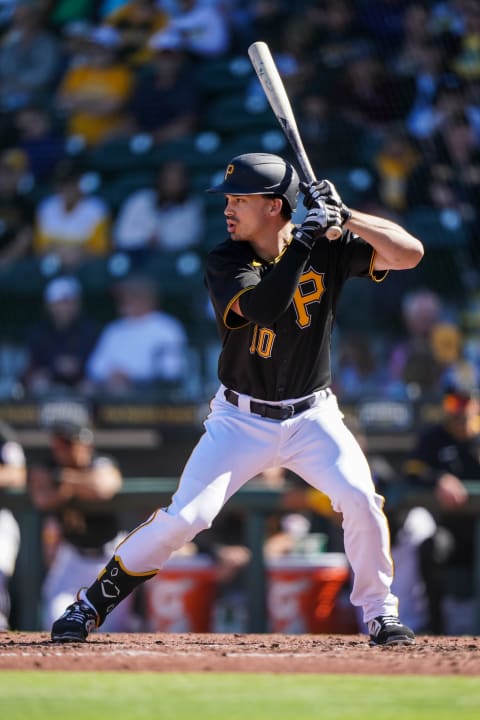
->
<box><xmin>368</xmin><ymin>615</ymin><xmax>416</xmax><ymax>646</ymax></box>
<box><xmin>51</xmin><ymin>598</ymin><xmax>99</xmax><ymax>643</ymax></box>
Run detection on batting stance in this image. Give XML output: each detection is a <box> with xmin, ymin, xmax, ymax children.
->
<box><xmin>51</xmin><ymin>153</ymin><xmax>423</xmax><ymax>646</ymax></box>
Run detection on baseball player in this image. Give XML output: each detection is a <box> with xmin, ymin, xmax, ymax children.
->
<box><xmin>51</xmin><ymin>153</ymin><xmax>423</xmax><ymax>645</ymax></box>
<box><xmin>29</xmin><ymin>416</ymin><xmax>134</xmax><ymax>632</ymax></box>
<box><xmin>0</xmin><ymin>421</ymin><xmax>26</xmax><ymax>630</ymax></box>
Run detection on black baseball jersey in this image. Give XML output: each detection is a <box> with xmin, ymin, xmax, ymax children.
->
<box><xmin>43</xmin><ymin>453</ymin><xmax>120</xmax><ymax>550</ymax></box>
<box><xmin>405</xmin><ymin>423</ymin><xmax>480</xmax><ymax>486</ymax></box>
<box><xmin>205</xmin><ymin>231</ymin><xmax>386</xmax><ymax>400</ymax></box>
<box><xmin>404</xmin><ymin>423</ymin><xmax>480</xmax><ymax>563</ymax></box>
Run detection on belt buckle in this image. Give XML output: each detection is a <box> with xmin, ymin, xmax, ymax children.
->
<box><xmin>283</xmin><ymin>404</ymin><xmax>295</xmax><ymax>419</ymax></box>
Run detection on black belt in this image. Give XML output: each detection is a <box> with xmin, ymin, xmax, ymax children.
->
<box><xmin>224</xmin><ymin>388</ymin><xmax>327</xmax><ymax>420</ymax></box>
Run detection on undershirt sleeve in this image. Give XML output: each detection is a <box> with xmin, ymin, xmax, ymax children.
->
<box><xmin>238</xmin><ymin>241</ymin><xmax>310</xmax><ymax>326</ymax></box>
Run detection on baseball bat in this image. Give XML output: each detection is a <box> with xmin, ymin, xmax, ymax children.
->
<box><xmin>248</xmin><ymin>41</ymin><xmax>342</xmax><ymax>241</ymax></box>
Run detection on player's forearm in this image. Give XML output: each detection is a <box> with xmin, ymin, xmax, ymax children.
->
<box><xmin>0</xmin><ymin>465</ymin><xmax>26</xmax><ymax>489</ymax></box>
<box><xmin>238</xmin><ymin>241</ymin><xmax>309</xmax><ymax>325</ymax></box>
<box><xmin>28</xmin><ymin>469</ymin><xmax>66</xmax><ymax>510</ymax></box>
<box><xmin>345</xmin><ymin>209</ymin><xmax>424</xmax><ymax>270</ymax></box>
<box><xmin>60</xmin><ymin>467</ymin><xmax>123</xmax><ymax>501</ymax></box>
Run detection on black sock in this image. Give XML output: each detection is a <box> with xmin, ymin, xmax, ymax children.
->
<box><xmin>85</xmin><ymin>556</ymin><xmax>156</xmax><ymax>625</ymax></box>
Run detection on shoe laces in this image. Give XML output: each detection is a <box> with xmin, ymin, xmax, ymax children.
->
<box><xmin>66</xmin><ymin>602</ymin><xmax>95</xmax><ymax>623</ymax></box>
<box><xmin>379</xmin><ymin>615</ymin><xmax>400</xmax><ymax>627</ymax></box>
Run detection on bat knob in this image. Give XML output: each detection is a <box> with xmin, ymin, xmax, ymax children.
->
<box><xmin>325</xmin><ymin>225</ymin><xmax>342</xmax><ymax>241</ymax></box>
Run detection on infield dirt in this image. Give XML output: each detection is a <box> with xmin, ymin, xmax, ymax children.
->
<box><xmin>1</xmin><ymin>633</ymin><xmax>479</xmax><ymax>674</ymax></box>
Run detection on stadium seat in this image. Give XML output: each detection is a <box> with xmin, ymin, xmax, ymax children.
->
<box><xmin>203</xmin><ymin>93</ymin><xmax>279</xmax><ymax>136</ymax></box>
<box><xmin>203</xmin><ymin>212</ymin><xmax>228</xmax><ymax>250</ymax></box>
<box><xmin>404</xmin><ymin>207</ymin><xmax>472</xmax><ymax>248</ymax></box>
<box><xmin>86</xmin><ymin>137</ymin><xmax>156</xmax><ymax>175</ymax></box>
<box><xmin>319</xmin><ymin>167</ymin><xmax>376</xmax><ymax>208</ymax></box>
<box><xmin>99</xmin><ymin>171</ymin><xmax>156</xmax><ymax>213</ymax></box>
<box><xmin>195</xmin><ymin>56</ymin><xmax>253</xmax><ymax>96</ymax></box>
<box><xmin>407</xmin><ymin>245</ymin><xmax>471</xmax><ymax>299</ymax></box>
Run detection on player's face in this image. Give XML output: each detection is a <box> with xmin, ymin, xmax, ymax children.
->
<box><xmin>51</xmin><ymin>434</ymin><xmax>92</xmax><ymax>467</ymax></box>
<box><xmin>224</xmin><ymin>194</ymin><xmax>275</xmax><ymax>242</ymax></box>
<box><xmin>445</xmin><ymin>398</ymin><xmax>480</xmax><ymax>440</ymax></box>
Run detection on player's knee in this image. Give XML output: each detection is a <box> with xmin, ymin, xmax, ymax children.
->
<box><xmin>182</xmin><ymin>512</ymin><xmax>213</xmax><ymax>539</ymax></box>
<box><xmin>164</xmin><ymin>507</ymin><xmax>212</xmax><ymax>545</ymax></box>
<box><xmin>341</xmin><ymin>486</ymin><xmax>380</xmax><ymax>518</ymax></box>
<box><xmin>133</xmin><ymin>509</ymin><xmax>198</xmax><ymax>552</ymax></box>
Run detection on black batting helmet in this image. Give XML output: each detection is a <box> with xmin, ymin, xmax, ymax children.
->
<box><xmin>207</xmin><ymin>153</ymin><xmax>299</xmax><ymax>213</ymax></box>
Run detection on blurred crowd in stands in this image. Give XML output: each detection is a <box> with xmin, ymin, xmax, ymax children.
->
<box><xmin>0</xmin><ymin>0</ymin><xmax>479</xmax><ymax>405</ymax></box>
<box><xmin>2</xmin><ymin>0</ymin><xmax>480</xmax><ymax>636</ymax></box>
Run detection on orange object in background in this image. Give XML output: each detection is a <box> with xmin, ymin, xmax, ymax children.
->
<box><xmin>267</xmin><ymin>553</ymin><xmax>358</xmax><ymax>634</ymax></box>
<box><xmin>144</xmin><ymin>555</ymin><xmax>217</xmax><ymax>632</ymax></box>
<box><xmin>145</xmin><ymin>552</ymin><xmax>359</xmax><ymax>634</ymax></box>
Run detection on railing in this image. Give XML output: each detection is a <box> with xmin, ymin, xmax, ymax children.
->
<box><xmin>2</xmin><ymin>477</ymin><xmax>285</xmax><ymax>632</ymax></box>
<box><xmin>4</xmin><ymin>478</ymin><xmax>480</xmax><ymax>633</ymax></box>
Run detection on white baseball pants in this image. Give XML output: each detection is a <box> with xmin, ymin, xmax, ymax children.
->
<box><xmin>0</xmin><ymin>508</ymin><xmax>20</xmax><ymax>576</ymax></box>
<box><xmin>116</xmin><ymin>386</ymin><xmax>399</xmax><ymax>623</ymax></box>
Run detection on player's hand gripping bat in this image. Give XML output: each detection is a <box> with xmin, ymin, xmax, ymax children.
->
<box><xmin>248</xmin><ymin>41</ymin><xmax>342</xmax><ymax>241</ymax></box>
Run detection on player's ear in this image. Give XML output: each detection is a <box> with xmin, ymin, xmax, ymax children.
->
<box><xmin>268</xmin><ymin>197</ymin><xmax>283</xmax><ymax>215</ymax></box>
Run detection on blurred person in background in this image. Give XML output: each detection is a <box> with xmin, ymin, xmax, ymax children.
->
<box><xmin>404</xmin><ymin>39</ymin><xmax>452</xmax><ymax>143</ymax></box>
<box><xmin>330</xmin><ymin>46</ymin><xmax>414</xmax><ymax>135</ymax></box>
<box><xmin>33</xmin><ymin>159</ymin><xmax>111</xmax><ymax>271</ymax></box>
<box><xmin>247</xmin><ymin>0</ymin><xmax>292</xmax><ymax>53</ymax></box>
<box><xmin>86</xmin><ymin>274</ymin><xmax>188</xmax><ymax>396</ymax></box>
<box><xmin>165</xmin><ymin>0</ymin><xmax>230</xmax><ymax>58</ymax></box>
<box><xmin>23</xmin><ymin>276</ymin><xmax>99</xmax><ymax>397</ymax></box>
<box><xmin>0</xmin><ymin>421</ymin><xmax>26</xmax><ymax>629</ymax></box>
<box><xmin>333</xmin><ymin>330</ymin><xmax>387</xmax><ymax>401</ymax></box>
<box><xmin>428</xmin><ymin>0</ymin><xmax>470</xmax><ymax>38</ymax></box>
<box><xmin>47</xmin><ymin>0</ymin><xmax>98</xmax><ymax>30</ymax></box>
<box><xmin>0</xmin><ymin>0</ymin><xmax>16</xmax><ymax>30</ymax></box>
<box><xmin>127</xmin><ymin>28</ymin><xmax>201</xmax><ymax>145</ymax></box>
<box><xmin>13</xmin><ymin>105</ymin><xmax>65</xmax><ymax>183</ymax></box>
<box><xmin>0</xmin><ymin>148</ymin><xmax>34</xmax><ymax>269</ymax></box>
<box><xmin>287</xmin><ymin>0</ymin><xmax>371</xmax><ymax>76</ymax></box>
<box><xmin>389</xmin><ymin>2</ymin><xmax>432</xmax><ymax>78</ymax></box>
<box><xmin>99</xmin><ymin>1</ymin><xmax>131</xmax><ymax>19</ymax></box>
<box><xmin>297</xmin><ymin>93</ymin><xmax>365</xmax><ymax>170</ymax></box>
<box><xmin>407</xmin><ymin>109</ymin><xmax>480</xmax><ymax>220</ymax></box>
<box><xmin>385</xmin><ymin>288</ymin><xmax>447</xmax><ymax>399</ymax></box>
<box><xmin>403</xmin><ymin>378</ymin><xmax>480</xmax><ymax>634</ymax></box>
<box><xmin>56</xmin><ymin>24</ymin><xmax>134</xmax><ymax>147</ymax></box>
<box><xmin>0</xmin><ymin>0</ymin><xmax>60</xmax><ymax>113</ymax></box>
<box><xmin>357</xmin><ymin>0</ymin><xmax>412</xmax><ymax>56</ymax></box>
<box><xmin>103</xmin><ymin>0</ymin><xmax>170</xmax><ymax>67</ymax></box>
<box><xmin>29</xmin><ymin>413</ymin><xmax>134</xmax><ymax>631</ymax></box>
<box><xmin>451</xmin><ymin>0</ymin><xmax>480</xmax><ymax>82</ymax></box>
<box><xmin>113</xmin><ymin>159</ymin><xmax>205</xmax><ymax>259</ymax></box>
<box><xmin>373</xmin><ymin>127</ymin><xmax>420</xmax><ymax>213</ymax></box>
<box><xmin>412</xmin><ymin>72</ymin><xmax>475</xmax><ymax>137</ymax></box>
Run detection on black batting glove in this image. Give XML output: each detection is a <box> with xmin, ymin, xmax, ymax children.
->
<box><xmin>292</xmin><ymin>201</ymin><xmax>343</xmax><ymax>250</ymax></box>
<box><xmin>300</xmin><ymin>179</ymin><xmax>352</xmax><ymax>224</ymax></box>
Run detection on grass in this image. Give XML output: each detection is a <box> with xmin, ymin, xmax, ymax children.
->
<box><xmin>1</xmin><ymin>672</ymin><xmax>480</xmax><ymax>720</ymax></box>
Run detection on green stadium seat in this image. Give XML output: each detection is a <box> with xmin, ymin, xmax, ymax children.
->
<box><xmin>204</xmin><ymin>212</ymin><xmax>228</xmax><ymax>250</ymax></box>
<box><xmin>99</xmin><ymin>171</ymin><xmax>156</xmax><ymax>213</ymax></box>
<box><xmin>195</xmin><ymin>56</ymin><xmax>253</xmax><ymax>96</ymax></box>
<box><xmin>404</xmin><ymin>207</ymin><xmax>472</xmax><ymax>247</ymax></box>
<box><xmin>320</xmin><ymin>167</ymin><xmax>376</xmax><ymax>208</ymax></box>
<box><xmin>203</xmin><ymin>93</ymin><xmax>279</xmax><ymax>136</ymax></box>
<box><xmin>86</xmin><ymin>137</ymin><xmax>156</xmax><ymax>175</ymax></box>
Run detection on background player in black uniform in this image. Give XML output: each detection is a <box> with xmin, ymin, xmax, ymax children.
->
<box><xmin>29</xmin><ymin>414</ymin><xmax>135</xmax><ymax>632</ymax></box>
<box><xmin>404</xmin><ymin>382</ymin><xmax>480</xmax><ymax>633</ymax></box>
<box><xmin>50</xmin><ymin>153</ymin><xmax>424</xmax><ymax>646</ymax></box>
<box><xmin>0</xmin><ymin>421</ymin><xmax>26</xmax><ymax>629</ymax></box>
